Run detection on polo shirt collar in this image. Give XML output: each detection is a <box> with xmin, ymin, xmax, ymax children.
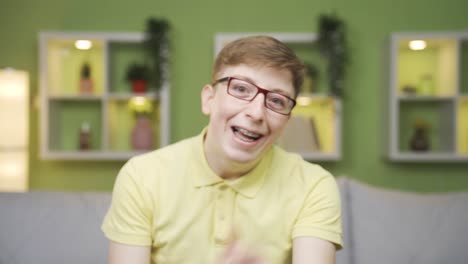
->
<box><xmin>191</xmin><ymin>128</ymin><xmax>273</xmax><ymax>199</ymax></box>
<box><xmin>228</xmin><ymin>151</ymin><xmax>272</xmax><ymax>198</ymax></box>
<box><xmin>191</xmin><ymin>128</ymin><xmax>223</xmax><ymax>187</ymax></box>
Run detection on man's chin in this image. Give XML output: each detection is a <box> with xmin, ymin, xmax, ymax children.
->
<box><xmin>225</xmin><ymin>147</ymin><xmax>266</xmax><ymax>165</ymax></box>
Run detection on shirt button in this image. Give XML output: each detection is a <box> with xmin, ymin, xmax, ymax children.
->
<box><xmin>219</xmin><ymin>214</ymin><xmax>225</xmax><ymax>220</ymax></box>
<box><xmin>219</xmin><ymin>185</ymin><xmax>228</xmax><ymax>191</ymax></box>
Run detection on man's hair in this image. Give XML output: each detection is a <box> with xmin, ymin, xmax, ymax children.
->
<box><xmin>212</xmin><ymin>35</ymin><xmax>305</xmax><ymax>97</ymax></box>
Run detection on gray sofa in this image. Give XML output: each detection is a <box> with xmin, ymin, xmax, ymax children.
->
<box><xmin>0</xmin><ymin>191</ymin><xmax>111</xmax><ymax>264</ymax></box>
<box><xmin>336</xmin><ymin>178</ymin><xmax>468</xmax><ymax>264</ymax></box>
<box><xmin>1</xmin><ymin>178</ymin><xmax>468</xmax><ymax>264</ymax></box>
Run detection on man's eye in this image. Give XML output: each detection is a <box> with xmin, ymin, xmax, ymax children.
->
<box><xmin>232</xmin><ymin>85</ymin><xmax>249</xmax><ymax>93</ymax></box>
<box><xmin>268</xmin><ymin>96</ymin><xmax>287</xmax><ymax>108</ymax></box>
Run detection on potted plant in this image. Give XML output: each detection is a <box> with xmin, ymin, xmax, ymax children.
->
<box><xmin>79</xmin><ymin>62</ymin><xmax>93</xmax><ymax>94</ymax></box>
<box><xmin>126</xmin><ymin>62</ymin><xmax>150</xmax><ymax>93</ymax></box>
<box><xmin>409</xmin><ymin>119</ymin><xmax>431</xmax><ymax>151</ymax></box>
<box><xmin>317</xmin><ymin>13</ymin><xmax>349</xmax><ymax>96</ymax></box>
<box><xmin>143</xmin><ymin>17</ymin><xmax>170</xmax><ymax>90</ymax></box>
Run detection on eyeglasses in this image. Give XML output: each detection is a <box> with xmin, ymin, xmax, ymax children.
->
<box><xmin>212</xmin><ymin>77</ymin><xmax>296</xmax><ymax>115</ymax></box>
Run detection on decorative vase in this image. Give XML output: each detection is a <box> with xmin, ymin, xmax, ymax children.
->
<box><xmin>131</xmin><ymin>115</ymin><xmax>153</xmax><ymax>150</ymax></box>
<box><xmin>409</xmin><ymin>126</ymin><xmax>430</xmax><ymax>151</ymax></box>
<box><xmin>418</xmin><ymin>74</ymin><xmax>434</xmax><ymax>96</ymax></box>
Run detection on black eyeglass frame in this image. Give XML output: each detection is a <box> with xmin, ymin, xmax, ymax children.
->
<box><xmin>212</xmin><ymin>76</ymin><xmax>296</xmax><ymax>115</ymax></box>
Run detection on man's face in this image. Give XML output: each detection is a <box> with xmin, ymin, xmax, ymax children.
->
<box><xmin>202</xmin><ymin>64</ymin><xmax>294</xmax><ymax>165</ymax></box>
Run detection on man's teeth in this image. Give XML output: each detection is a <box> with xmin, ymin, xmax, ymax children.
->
<box><xmin>236</xmin><ymin>127</ymin><xmax>261</xmax><ymax>139</ymax></box>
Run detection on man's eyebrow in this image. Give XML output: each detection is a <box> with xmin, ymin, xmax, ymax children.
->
<box><xmin>231</xmin><ymin>75</ymin><xmax>293</xmax><ymax>97</ymax></box>
<box><xmin>231</xmin><ymin>75</ymin><xmax>256</xmax><ymax>85</ymax></box>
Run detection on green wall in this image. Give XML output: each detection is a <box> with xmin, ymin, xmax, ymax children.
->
<box><xmin>2</xmin><ymin>0</ymin><xmax>468</xmax><ymax>192</ymax></box>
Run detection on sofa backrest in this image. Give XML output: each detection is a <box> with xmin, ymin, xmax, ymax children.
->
<box><xmin>6</xmin><ymin>178</ymin><xmax>466</xmax><ymax>264</ymax></box>
<box><xmin>0</xmin><ymin>191</ymin><xmax>111</xmax><ymax>264</ymax></box>
<box><xmin>346</xmin><ymin>178</ymin><xmax>468</xmax><ymax>264</ymax></box>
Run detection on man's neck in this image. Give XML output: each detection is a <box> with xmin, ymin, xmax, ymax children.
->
<box><xmin>203</xmin><ymin>136</ymin><xmax>262</xmax><ymax>180</ymax></box>
<box><xmin>204</xmin><ymin>148</ymin><xmax>261</xmax><ymax>180</ymax></box>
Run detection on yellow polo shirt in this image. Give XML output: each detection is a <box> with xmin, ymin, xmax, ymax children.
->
<box><xmin>102</xmin><ymin>130</ymin><xmax>342</xmax><ymax>263</ymax></box>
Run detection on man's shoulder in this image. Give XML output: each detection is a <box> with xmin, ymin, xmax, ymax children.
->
<box><xmin>130</xmin><ymin>135</ymin><xmax>197</xmax><ymax>163</ymax></box>
<box><xmin>120</xmin><ymin>135</ymin><xmax>198</xmax><ymax>181</ymax></box>
<box><xmin>272</xmin><ymin>146</ymin><xmax>328</xmax><ymax>172</ymax></box>
<box><xmin>271</xmin><ymin>146</ymin><xmax>334</xmax><ymax>184</ymax></box>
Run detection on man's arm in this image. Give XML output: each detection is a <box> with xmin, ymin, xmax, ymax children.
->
<box><xmin>108</xmin><ymin>241</ymin><xmax>151</xmax><ymax>264</ymax></box>
<box><xmin>292</xmin><ymin>237</ymin><xmax>336</xmax><ymax>264</ymax></box>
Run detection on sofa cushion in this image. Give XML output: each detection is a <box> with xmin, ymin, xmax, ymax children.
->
<box><xmin>348</xmin><ymin>179</ymin><xmax>468</xmax><ymax>264</ymax></box>
<box><xmin>0</xmin><ymin>191</ymin><xmax>111</xmax><ymax>264</ymax></box>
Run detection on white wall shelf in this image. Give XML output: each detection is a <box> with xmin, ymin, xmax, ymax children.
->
<box><xmin>388</xmin><ymin>31</ymin><xmax>468</xmax><ymax>162</ymax></box>
<box><xmin>39</xmin><ymin>31</ymin><xmax>170</xmax><ymax>160</ymax></box>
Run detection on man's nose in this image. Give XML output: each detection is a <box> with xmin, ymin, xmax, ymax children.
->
<box><xmin>244</xmin><ymin>93</ymin><xmax>266</xmax><ymax>121</ymax></box>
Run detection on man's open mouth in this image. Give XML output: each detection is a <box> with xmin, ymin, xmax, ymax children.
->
<box><xmin>232</xmin><ymin>126</ymin><xmax>263</xmax><ymax>142</ymax></box>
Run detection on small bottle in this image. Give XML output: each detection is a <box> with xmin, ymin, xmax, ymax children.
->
<box><xmin>79</xmin><ymin>122</ymin><xmax>91</xmax><ymax>150</ymax></box>
<box><xmin>79</xmin><ymin>63</ymin><xmax>94</xmax><ymax>94</ymax></box>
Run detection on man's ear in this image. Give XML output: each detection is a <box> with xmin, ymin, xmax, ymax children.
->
<box><xmin>201</xmin><ymin>84</ymin><xmax>215</xmax><ymax>116</ymax></box>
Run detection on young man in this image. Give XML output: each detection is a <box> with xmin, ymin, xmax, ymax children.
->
<box><xmin>102</xmin><ymin>35</ymin><xmax>343</xmax><ymax>264</ymax></box>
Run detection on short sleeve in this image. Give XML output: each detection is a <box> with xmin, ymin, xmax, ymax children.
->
<box><xmin>101</xmin><ymin>159</ymin><xmax>154</xmax><ymax>246</ymax></box>
<box><xmin>292</xmin><ymin>174</ymin><xmax>343</xmax><ymax>249</ymax></box>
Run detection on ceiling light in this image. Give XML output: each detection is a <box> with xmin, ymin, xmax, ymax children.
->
<box><xmin>75</xmin><ymin>40</ymin><xmax>92</xmax><ymax>50</ymax></box>
<box><xmin>409</xmin><ymin>40</ymin><xmax>427</xmax><ymax>51</ymax></box>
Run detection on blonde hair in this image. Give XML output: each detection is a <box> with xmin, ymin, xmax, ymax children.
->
<box><xmin>212</xmin><ymin>36</ymin><xmax>305</xmax><ymax>96</ymax></box>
